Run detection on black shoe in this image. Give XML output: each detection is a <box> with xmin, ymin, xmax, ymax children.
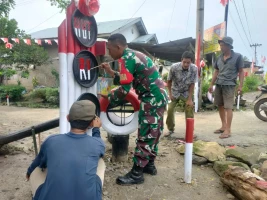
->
<box><xmin>143</xmin><ymin>160</ymin><xmax>157</xmax><ymax>175</ymax></box>
<box><xmin>116</xmin><ymin>164</ymin><xmax>144</xmax><ymax>185</ymax></box>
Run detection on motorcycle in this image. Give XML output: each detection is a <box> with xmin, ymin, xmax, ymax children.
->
<box><xmin>253</xmin><ymin>85</ymin><xmax>267</xmax><ymax>122</ymax></box>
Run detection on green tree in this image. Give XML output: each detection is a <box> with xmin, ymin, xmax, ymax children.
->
<box><xmin>0</xmin><ymin>17</ymin><xmax>50</xmax><ymax>84</ymax></box>
<box><xmin>48</xmin><ymin>0</ymin><xmax>71</xmax><ymax>11</ymax></box>
<box><xmin>0</xmin><ymin>0</ymin><xmax>15</xmax><ymax>17</ymax></box>
<box><xmin>243</xmin><ymin>56</ymin><xmax>250</xmax><ymax>62</ymax></box>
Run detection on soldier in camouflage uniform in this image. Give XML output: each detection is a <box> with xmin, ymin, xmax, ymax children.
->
<box><xmin>100</xmin><ymin>33</ymin><xmax>168</xmax><ymax>185</ymax></box>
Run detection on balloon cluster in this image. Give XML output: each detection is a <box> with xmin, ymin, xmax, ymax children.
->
<box><xmin>75</xmin><ymin>0</ymin><xmax>100</xmax><ymax>16</ymax></box>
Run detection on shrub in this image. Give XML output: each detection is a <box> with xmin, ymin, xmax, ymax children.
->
<box><xmin>29</xmin><ymin>87</ymin><xmax>59</xmax><ymax>105</ymax></box>
<box><xmin>242</xmin><ymin>75</ymin><xmax>263</xmax><ymax>93</ymax></box>
<box><xmin>30</xmin><ymin>88</ymin><xmax>46</xmax><ymax>100</ymax></box>
<box><xmin>45</xmin><ymin>88</ymin><xmax>59</xmax><ymax>105</ymax></box>
<box><xmin>0</xmin><ymin>85</ymin><xmax>26</xmax><ymax>101</ymax></box>
<box><xmin>162</xmin><ymin>73</ymin><xmax>168</xmax><ymax>82</ymax></box>
<box><xmin>202</xmin><ymin>81</ymin><xmax>210</xmax><ymax>95</ymax></box>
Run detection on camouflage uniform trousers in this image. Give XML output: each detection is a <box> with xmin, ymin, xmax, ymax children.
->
<box><xmin>166</xmin><ymin>96</ymin><xmax>194</xmax><ymax>132</ymax></box>
<box><xmin>133</xmin><ymin>102</ymin><xmax>165</xmax><ymax>167</ymax></box>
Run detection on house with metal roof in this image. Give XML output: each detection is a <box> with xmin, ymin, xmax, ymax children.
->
<box><xmin>30</xmin><ymin>17</ymin><xmax>158</xmax><ymax>44</ymax></box>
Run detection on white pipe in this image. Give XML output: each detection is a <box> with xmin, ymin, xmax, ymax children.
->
<box><xmin>67</xmin><ymin>53</ymin><xmax>75</xmax><ymax>108</ymax></box>
<box><xmin>194</xmin><ymin>82</ymin><xmax>198</xmax><ymax>112</ymax></box>
<box><xmin>74</xmin><ymin>81</ymin><xmax>82</xmax><ymax>101</ymax></box>
<box><xmin>59</xmin><ymin>53</ymin><xmax>68</xmax><ymax>134</ymax></box>
<box><xmin>67</xmin><ymin>53</ymin><xmax>75</xmax><ymax>131</ymax></box>
<box><xmin>184</xmin><ymin>143</ymin><xmax>193</xmax><ymax>183</ymax></box>
<box><xmin>237</xmin><ymin>94</ymin><xmax>240</xmax><ymax>110</ymax></box>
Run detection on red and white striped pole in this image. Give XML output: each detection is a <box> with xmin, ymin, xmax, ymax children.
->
<box><xmin>184</xmin><ymin>118</ymin><xmax>194</xmax><ymax>183</ymax></box>
<box><xmin>58</xmin><ymin>19</ymin><xmax>68</xmax><ymax>134</ymax></box>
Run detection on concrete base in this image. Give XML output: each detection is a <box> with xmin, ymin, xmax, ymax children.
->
<box><xmin>111</xmin><ymin>135</ymin><xmax>129</xmax><ymax>162</ymax></box>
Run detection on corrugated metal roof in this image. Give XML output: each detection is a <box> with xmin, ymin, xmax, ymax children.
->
<box><xmin>30</xmin><ymin>17</ymin><xmax>142</xmax><ymax>39</ymax></box>
<box><xmin>30</xmin><ymin>27</ymin><xmax>58</xmax><ymax>39</ymax></box>
<box><xmin>131</xmin><ymin>34</ymin><xmax>157</xmax><ymax>44</ymax></box>
<box><xmin>128</xmin><ymin>38</ymin><xmax>195</xmax><ymax>62</ymax></box>
<box><xmin>97</xmin><ymin>18</ymin><xmax>139</xmax><ymax>34</ymax></box>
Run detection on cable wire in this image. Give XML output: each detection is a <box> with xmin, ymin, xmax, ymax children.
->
<box><xmin>26</xmin><ymin>11</ymin><xmax>60</xmax><ymax>33</ymax></box>
<box><xmin>165</xmin><ymin>0</ymin><xmax>177</xmax><ymax>41</ymax></box>
<box><xmin>241</xmin><ymin>0</ymin><xmax>253</xmax><ymax>44</ymax></box>
<box><xmin>232</xmin><ymin>0</ymin><xmax>251</xmax><ymax>46</ymax></box>
<box><xmin>229</xmin><ymin>10</ymin><xmax>253</xmax><ymax>57</ymax></box>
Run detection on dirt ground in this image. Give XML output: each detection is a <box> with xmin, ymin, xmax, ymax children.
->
<box><xmin>0</xmin><ymin>99</ymin><xmax>266</xmax><ymax>200</ymax></box>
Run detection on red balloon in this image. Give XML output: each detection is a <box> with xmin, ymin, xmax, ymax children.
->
<box><xmin>77</xmin><ymin>0</ymin><xmax>100</xmax><ymax>16</ymax></box>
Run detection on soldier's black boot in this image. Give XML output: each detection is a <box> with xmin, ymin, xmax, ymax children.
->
<box><xmin>143</xmin><ymin>160</ymin><xmax>157</xmax><ymax>175</ymax></box>
<box><xmin>116</xmin><ymin>164</ymin><xmax>144</xmax><ymax>185</ymax></box>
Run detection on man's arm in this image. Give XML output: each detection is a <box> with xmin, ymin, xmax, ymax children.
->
<box><xmin>237</xmin><ymin>55</ymin><xmax>244</xmax><ymax>93</ymax></box>
<box><xmin>167</xmin><ymin>80</ymin><xmax>173</xmax><ymax>100</ymax></box>
<box><xmin>167</xmin><ymin>67</ymin><xmax>174</xmax><ymax>101</ymax></box>
<box><xmin>188</xmin><ymin>83</ymin><xmax>194</xmax><ymax>101</ymax></box>
<box><xmin>26</xmin><ymin>142</ymin><xmax>47</xmax><ymax>180</ymax></box>
<box><xmin>209</xmin><ymin>69</ymin><xmax>219</xmax><ymax>93</ymax></box>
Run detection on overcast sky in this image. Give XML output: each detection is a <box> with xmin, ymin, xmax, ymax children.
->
<box><xmin>9</xmin><ymin>0</ymin><xmax>267</xmax><ymax>68</ymax></box>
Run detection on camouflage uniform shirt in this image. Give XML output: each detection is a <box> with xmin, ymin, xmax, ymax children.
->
<box><xmin>108</xmin><ymin>48</ymin><xmax>168</xmax><ymax>108</ymax></box>
<box><xmin>167</xmin><ymin>62</ymin><xmax>197</xmax><ymax>99</ymax></box>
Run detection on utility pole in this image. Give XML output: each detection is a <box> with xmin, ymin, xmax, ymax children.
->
<box><xmin>224</xmin><ymin>0</ymin><xmax>230</xmax><ymax>36</ymax></box>
<box><xmin>250</xmin><ymin>43</ymin><xmax>262</xmax><ymax>65</ymax></box>
<box><xmin>195</xmin><ymin>0</ymin><xmax>204</xmax><ymax>112</ymax></box>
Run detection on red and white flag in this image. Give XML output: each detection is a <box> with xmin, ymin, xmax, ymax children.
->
<box><xmin>35</xmin><ymin>39</ymin><xmax>42</xmax><ymax>45</ymax></box>
<box><xmin>220</xmin><ymin>0</ymin><xmax>230</xmax><ymax>6</ymax></box>
<box><xmin>11</xmin><ymin>38</ymin><xmax>20</xmax><ymax>43</ymax></box>
<box><xmin>262</xmin><ymin>55</ymin><xmax>266</xmax><ymax>64</ymax></box>
<box><xmin>251</xmin><ymin>59</ymin><xmax>255</xmax><ymax>73</ymax></box>
<box><xmin>1</xmin><ymin>38</ymin><xmax>8</xmax><ymax>43</ymax></box>
<box><xmin>45</xmin><ymin>39</ymin><xmax>52</xmax><ymax>45</ymax></box>
<box><xmin>23</xmin><ymin>39</ymin><xmax>31</xmax><ymax>45</ymax></box>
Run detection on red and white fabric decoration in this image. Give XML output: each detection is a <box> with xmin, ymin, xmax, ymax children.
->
<box><xmin>23</xmin><ymin>39</ymin><xmax>31</xmax><ymax>45</ymax></box>
<box><xmin>1</xmin><ymin>38</ymin><xmax>8</xmax><ymax>43</ymax></box>
<box><xmin>11</xmin><ymin>38</ymin><xmax>20</xmax><ymax>43</ymax></box>
<box><xmin>45</xmin><ymin>39</ymin><xmax>52</xmax><ymax>45</ymax></box>
<box><xmin>76</xmin><ymin>0</ymin><xmax>100</xmax><ymax>16</ymax></box>
<box><xmin>35</xmin><ymin>39</ymin><xmax>42</xmax><ymax>45</ymax></box>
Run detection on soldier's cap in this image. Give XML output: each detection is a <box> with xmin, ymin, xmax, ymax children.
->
<box><xmin>69</xmin><ymin>100</ymin><xmax>96</xmax><ymax>121</ymax></box>
<box><xmin>218</xmin><ymin>36</ymin><xmax>233</xmax><ymax>49</ymax></box>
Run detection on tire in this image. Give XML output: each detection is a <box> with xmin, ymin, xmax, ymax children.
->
<box><xmin>99</xmin><ymin>90</ymin><xmax>140</xmax><ymax>135</ymax></box>
<box><xmin>254</xmin><ymin>98</ymin><xmax>267</xmax><ymax>122</ymax></box>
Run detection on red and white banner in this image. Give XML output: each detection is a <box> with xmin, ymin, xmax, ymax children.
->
<box><xmin>0</xmin><ymin>38</ymin><xmax>59</xmax><ymax>46</ymax></box>
<box><xmin>251</xmin><ymin>59</ymin><xmax>255</xmax><ymax>73</ymax></box>
<box><xmin>262</xmin><ymin>55</ymin><xmax>266</xmax><ymax>64</ymax></box>
<box><xmin>11</xmin><ymin>38</ymin><xmax>20</xmax><ymax>43</ymax></box>
<box><xmin>1</xmin><ymin>38</ymin><xmax>8</xmax><ymax>43</ymax></box>
<box><xmin>45</xmin><ymin>39</ymin><xmax>52</xmax><ymax>45</ymax></box>
<box><xmin>35</xmin><ymin>39</ymin><xmax>42</xmax><ymax>45</ymax></box>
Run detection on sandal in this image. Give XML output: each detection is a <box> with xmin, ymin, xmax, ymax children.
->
<box><xmin>214</xmin><ymin>129</ymin><xmax>225</xmax><ymax>134</ymax></box>
<box><xmin>164</xmin><ymin>130</ymin><xmax>174</xmax><ymax>137</ymax></box>
<box><xmin>219</xmin><ymin>134</ymin><xmax>231</xmax><ymax>139</ymax></box>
